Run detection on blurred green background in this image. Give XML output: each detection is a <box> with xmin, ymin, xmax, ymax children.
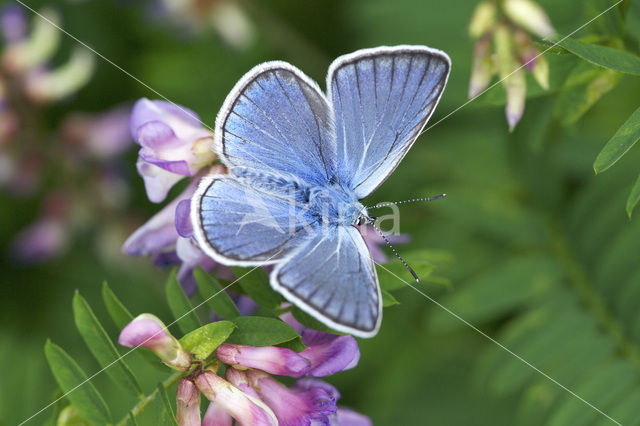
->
<box><xmin>3</xmin><ymin>0</ymin><xmax>640</xmax><ymax>424</ymax></box>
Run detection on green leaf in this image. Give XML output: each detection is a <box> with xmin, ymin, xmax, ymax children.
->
<box><xmin>291</xmin><ymin>307</ymin><xmax>346</xmax><ymax>335</ymax></box>
<box><xmin>226</xmin><ymin>316</ymin><xmax>301</xmax><ymax>346</ymax></box>
<box><xmin>594</xmin><ymin>106</ymin><xmax>640</xmax><ymax>173</ymax></box>
<box><xmin>554</xmin><ymin>62</ymin><xmax>620</xmax><ymax>125</ymax></box>
<box><xmin>155</xmin><ymin>383</ymin><xmax>178</xmax><ymax>426</ymax></box>
<box><xmin>179</xmin><ymin>321</ymin><xmax>236</xmax><ymax>360</ymax></box>
<box><xmin>194</xmin><ymin>267</ymin><xmax>240</xmax><ymax>319</ymax></box>
<box><xmin>102</xmin><ymin>283</ymin><xmax>166</xmax><ymax>370</ymax></box>
<box><xmin>231</xmin><ymin>267</ymin><xmax>282</xmax><ymax>311</ymax></box>
<box><xmin>557</xmin><ymin>36</ymin><xmax>640</xmax><ymax>75</ymax></box>
<box><xmin>73</xmin><ymin>292</ymin><xmax>142</xmax><ymax>398</ymax></box>
<box><xmin>381</xmin><ymin>289</ymin><xmax>399</xmax><ymax>307</ymax></box>
<box><xmin>627</xmin><ymin>173</ymin><xmax>640</xmax><ymax>217</ymax></box>
<box><xmin>166</xmin><ymin>269</ymin><xmax>201</xmax><ymax>335</ymax></box>
<box><xmin>44</xmin><ymin>341</ymin><xmax>112</xmax><ymax>425</ymax></box>
<box><xmin>101</xmin><ymin>282</ymin><xmax>134</xmax><ymax>330</ymax></box>
<box><xmin>547</xmin><ymin>362</ymin><xmax>635</xmax><ymax>426</ymax></box>
<box><xmin>277</xmin><ymin>337</ymin><xmax>308</xmax><ymax>352</ymax></box>
<box><xmin>428</xmin><ymin>255</ymin><xmax>559</xmax><ymax>332</ymax></box>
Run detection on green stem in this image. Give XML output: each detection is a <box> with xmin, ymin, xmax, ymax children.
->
<box><xmin>116</xmin><ymin>372</ymin><xmax>182</xmax><ymax>426</ymax></box>
<box><xmin>548</xmin><ymin>218</ymin><xmax>640</xmax><ymax>372</ymax></box>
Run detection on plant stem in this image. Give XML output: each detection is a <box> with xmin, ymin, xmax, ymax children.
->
<box><xmin>116</xmin><ymin>372</ymin><xmax>182</xmax><ymax>426</ymax></box>
<box><xmin>549</xmin><ymin>218</ymin><xmax>640</xmax><ymax>372</ymax></box>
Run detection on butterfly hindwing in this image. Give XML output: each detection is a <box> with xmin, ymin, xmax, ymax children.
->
<box><xmin>272</xmin><ymin>225</ymin><xmax>381</xmax><ymax>337</ymax></box>
<box><xmin>192</xmin><ymin>175</ymin><xmax>319</xmax><ymax>265</ymax></box>
<box><xmin>327</xmin><ymin>46</ymin><xmax>450</xmax><ymax>198</ymax></box>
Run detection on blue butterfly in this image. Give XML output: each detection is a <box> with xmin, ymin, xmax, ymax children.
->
<box><xmin>191</xmin><ymin>45</ymin><xmax>450</xmax><ymax>337</ymax></box>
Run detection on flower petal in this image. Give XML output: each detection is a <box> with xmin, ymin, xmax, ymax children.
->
<box><xmin>216</xmin><ymin>344</ymin><xmax>311</xmax><ymax>377</ymax></box>
<box><xmin>175</xmin><ymin>199</ymin><xmax>193</xmax><ymax>238</ymax></box>
<box><xmin>203</xmin><ymin>402</ymin><xmax>233</xmax><ymax>426</ymax></box>
<box><xmin>334</xmin><ymin>407</ymin><xmax>372</xmax><ymax>426</ymax></box>
<box><xmin>176</xmin><ymin>378</ymin><xmax>201</xmax><ymax>426</ymax></box>
<box><xmin>195</xmin><ymin>370</ymin><xmax>278</xmax><ymax>426</ymax></box>
<box><xmin>136</xmin><ymin>159</ymin><xmax>185</xmax><ymax>203</ymax></box>
<box><xmin>300</xmin><ymin>332</ymin><xmax>360</xmax><ymax>377</ymax></box>
<box><xmin>247</xmin><ymin>370</ymin><xmax>338</xmax><ymax>424</ymax></box>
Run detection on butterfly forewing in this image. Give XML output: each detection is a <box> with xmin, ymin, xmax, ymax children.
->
<box><xmin>328</xmin><ymin>46</ymin><xmax>450</xmax><ymax>198</ymax></box>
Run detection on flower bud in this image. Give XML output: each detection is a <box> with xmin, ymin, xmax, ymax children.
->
<box><xmin>468</xmin><ymin>37</ymin><xmax>494</xmax><ymax>99</ymax></box>
<box><xmin>503</xmin><ymin>0</ymin><xmax>555</xmax><ymax>39</ymax></box>
<box><xmin>513</xmin><ymin>29</ymin><xmax>549</xmax><ymax>90</ymax></box>
<box><xmin>195</xmin><ymin>370</ymin><xmax>278</xmax><ymax>426</ymax></box>
<box><xmin>531</xmin><ymin>55</ymin><xmax>549</xmax><ymax>90</ymax></box>
<box><xmin>468</xmin><ymin>1</ymin><xmax>497</xmax><ymax>39</ymax></box>
<box><xmin>494</xmin><ymin>24</ymin><xmax>526</xmax><ymax>131</ymax></box>
<box><xmin>216</xmin><ymin>343</ymin><xmax>311</xmax><ymax>378</ymax></box>
<box><xmin>56</xmin><ymin>405</ymin><xmax>88</xmax><ymax>426</ymax></box>
<box><xmin>2</xmin><ymin>8</ymin><xmax>61</xmax><ymax>74</ymax></box>
<box><xmin>118</xmin><ymin>314</ymin><xmax>191</xmax><ymax>371</ymax></box>
<box><xmin>210</xmin><ymin>1</ymin><xmax>255</xmax><ymax>50</ymax></box>
<box><xmin>176</xmin><ymin>378</ymin><xmax>201</xmax><ymax>426</ymax></box>
<box><xmin>24</xmin><ymin>48</ymin><xmax>96</xmax><ymax>104</ymax></box>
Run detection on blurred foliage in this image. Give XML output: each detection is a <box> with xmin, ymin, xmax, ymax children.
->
<box><xmin>3</xmin><ymin>0</ymin><xmax>640</xmax><ymax>425</ymax></box>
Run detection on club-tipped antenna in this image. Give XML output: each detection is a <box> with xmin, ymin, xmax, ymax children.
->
<box><xmin>372</xmin><ymin>224</ymin><xmax>420</xmax><ymax>282</ymax></box>
<box><xmin>368</xmin><ymin>194</ymin><xmax>447</xmax><ymax>209</ymax></box>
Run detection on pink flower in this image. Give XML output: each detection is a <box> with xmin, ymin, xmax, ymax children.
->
<box><xmin>118</xmin><ymin>314</ymin><xmax>191</xmax><ymax>371</ymax></box>
<box><xmin>281</xmin><ymin>312</ymin><xmax>360</xmax><ymax>377</ymax></box>
<box><xmin>195</xmin><ymin>370</ymin><xmax>278</xmax><ymax>426</ymax></box>
<box><xmin>203</xmin><ymin>401</ymin><xmax>233</xmax><ymax>426</ymax></box>
<box><xmin>245</xmin><ymin>369</ymin><xmax>339</xmax><ymax>425</ymax></box>
<box><xmin>216</xmin><ymin>344</ymin><xmax>311</xmax><ymax>377</ymax></box>
<box><xmin>176</xmin><ymin>378</ymin><xmax>201</xmax><ymax>426</ymax></box>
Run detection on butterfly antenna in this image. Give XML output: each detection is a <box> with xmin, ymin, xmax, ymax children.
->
<box><xmin>368</xmin><ymin>194</ymin><xmax>446</xmax><ymax>209</ymax></box>
<box><xmin>372</xmin><ymin>224</ymin><xmax>420</xmax><ymax>282</ymax></box>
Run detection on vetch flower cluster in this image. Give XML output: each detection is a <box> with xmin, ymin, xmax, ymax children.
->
<box><xmin>468</xmin><ymin>0</ymin><xmax>556</xmax><ymax>130</ymax></box>
<box><xmin>1</xmin><ymin>6</ymin><xmax>137</xmax><ymax>264</ymax></box>
<box><xmin>123</xmin><ymin>98</ymin><xmax>230</xmax><ymax>293</ymax></box>
<box><xmin>118</xmin><ymin>311</ymin><xmax>371</xmax><ymax>425</ymax></box>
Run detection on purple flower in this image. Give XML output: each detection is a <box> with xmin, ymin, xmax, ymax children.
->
<box><xmin>123</xmin><ymin>167</ymin><xmax>229</xmax><ymax>293</ymax></box>
<box><xmin>357</xmin><ymin>225</ymin><xmax>410</xmax><ymax>263</ymax></box>
<box><xmin>176</xmin><ymin>378</ymin><xmax>201</xmax><ymax>426</ymax></box>
<box><xmin>122</xmin><ymin>187</ymin><xmax>184</xmax><ymax>257</ymax></box>
<box><xmin>245</xmin><ymin>369</ymin><xmax>339</xmax><ymax>425</ymax></box>
<box><xmin>61</xmin><ymin>106</ymin><xmax>132</xmax><ymax>159</ymax></box>
<box><xmin>118</xmin><ymin>313</ymin><xmax>191</xmax><ymax>371</ymax></box>
<box><xmin>195</xmin><ymin>370</ymin><xmax>278</xmax><ymax>425</ymax></box>
<box><xmin>281</xmin><ymin>312</ymin><xmax>360</xmax><ymax>377</ymax></box>
<box><xmin>130</xmin><ymin>98</ymin><xmax>214</xmax><ymax>203</ymax></box>
<box><xmin>1</xmin><ymin>5</ymin><xmax>27</xmax><ymax>43</ymax></box>
<box><xmin>333</xmin><ymin>407</ymin><xmax>372</xmax><ymax>426</ymax></box>
<box><xmin>10</xmin><ymin>192</ymin><xmax>70</xmax><ymax>263</ymax></box>
<box><xmin>11</xmin><ymin>216</ymin><xmax>68</xmax><ymax>263</ymax></box>
<box><xmin>216</xmin><ymin>344</ymin><xmax>311</xmax><ymax>378</ymax></box>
